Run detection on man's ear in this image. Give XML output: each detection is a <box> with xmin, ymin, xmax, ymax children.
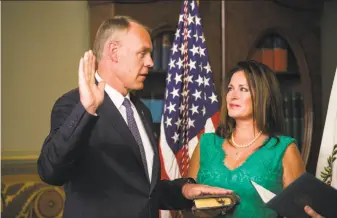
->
<box><xmin>107</xmin><ymin>41</ymin><xmax>119</xmax><ymax>63</ymax></box>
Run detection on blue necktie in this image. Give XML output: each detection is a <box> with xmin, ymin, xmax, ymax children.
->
<box><xmin>122</xmin><ymin>98</ymin><xmax>149</xmax><ymax>179</ymax></box>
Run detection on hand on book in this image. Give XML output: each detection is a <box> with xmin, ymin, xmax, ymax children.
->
<box><xmin>304</xmin><ymin>205</ymin><xmax>325</xmax><ymax>218</ymax></box>
<box><xmin>182</xmin><ymin>184</ymin><xmax>233</xmax><ymax>200</ymax></box>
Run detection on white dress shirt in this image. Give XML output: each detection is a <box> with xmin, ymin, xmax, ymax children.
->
<box><xmin>95</xmin><ymin>72</ymin><xmax>154</xmax><ymax>182</ymax></box>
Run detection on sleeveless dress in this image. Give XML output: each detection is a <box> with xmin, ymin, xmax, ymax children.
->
<box><xmin>197</xmin><ymin>133</ymin><xmax>296</xmax><ymax>218</ymax></box>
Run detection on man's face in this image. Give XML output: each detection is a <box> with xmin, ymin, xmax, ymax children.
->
<box><xmin>115</xmin><ymin>23</ymin><xmax>153</xmax><ymax>91</ymax></box>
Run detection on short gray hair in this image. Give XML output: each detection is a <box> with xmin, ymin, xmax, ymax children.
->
<box><xmin>93</xmin><ymin>16</ymin><xmax>149</xmax><ymax>61</ymax></box>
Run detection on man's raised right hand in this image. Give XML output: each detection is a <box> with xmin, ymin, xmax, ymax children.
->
<box><xmin>78</xmin><ymin>50</ymin><xmax>105</xmax><ymax>115</ymax></box>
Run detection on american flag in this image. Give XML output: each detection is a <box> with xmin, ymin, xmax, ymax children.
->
<box><xmin>159</xmin><ymin>1</ymin><xmax>220</xmax><ymax>216</ymax></box>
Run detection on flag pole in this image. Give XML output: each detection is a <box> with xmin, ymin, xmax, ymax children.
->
<box><xmin>159</xmin><ymin>0</ymin><xmax>221</xmax><ymax>216</ymax></box>
<box><xmin>221</xmin><ymin>0</ymin><xmax>226</xmax><ymax>87</ymax></box>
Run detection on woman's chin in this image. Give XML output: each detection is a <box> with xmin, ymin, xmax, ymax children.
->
<box><xmin>228</xmin><ymin>112</ymin><xmax>241</xmax><ymax>119</ymax></box>
<box><xmin>228</xmin><ymin>113</ymin><xmax>252</xmax><ymax>120</ymax></box>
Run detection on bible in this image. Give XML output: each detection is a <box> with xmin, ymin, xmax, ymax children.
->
<box><xmin>192</xmin><ymin>193</ymin><xmax>240</xmax><ymax>217</ymax></box>
<box><xmin>251</xmin><ymin>172</ymin><xmax>337</xmax><ymax>218</ymax></box>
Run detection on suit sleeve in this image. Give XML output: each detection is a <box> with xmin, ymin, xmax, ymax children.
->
<box><xmin>37</xmin><ymin>93</ymin><xmax>98</xmax><ymax>186</ymax></box>
<box><xmin>157</xmin><ymin>178</ymin><xmax>193</xmax><ymax>210</ymax></box>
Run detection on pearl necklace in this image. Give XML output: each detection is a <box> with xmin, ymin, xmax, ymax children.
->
<box><xmin>231</xmin><ymin>129</ymin><xmax>263</xmax><ymax>148</ymax></box>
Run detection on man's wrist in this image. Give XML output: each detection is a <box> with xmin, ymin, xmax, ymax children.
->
<box><xmin>182</xmin><ymin>178</ymin><xmax>197</xmax><ymax>198</ymax></box>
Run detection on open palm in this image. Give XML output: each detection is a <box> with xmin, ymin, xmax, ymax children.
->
<box><xmin>78</xmin><ymin>50</ymin><xmax>105</xmax><ymax>115</ymax></box>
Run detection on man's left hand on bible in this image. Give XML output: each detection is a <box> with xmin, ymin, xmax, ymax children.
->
<box><xmin>182</xmin><ymin>184</ymin><xmax>233</xmax><ymax>200</ymax></box>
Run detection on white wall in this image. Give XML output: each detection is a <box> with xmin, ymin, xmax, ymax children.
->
<box><xmin>321</xmin><ymin>1</ymin><xmax>337</xmax><ymax>123</ymax></box>
<box><xmin>1</xmin><ymin>1</ymin><xmax>89</xmax><ymax>158</ymax></box>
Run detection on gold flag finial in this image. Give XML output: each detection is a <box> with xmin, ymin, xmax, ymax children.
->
<box><xmin>196</xmin><ymin>0</ymin><xmax>199</xmax><ymax>6</ymax></box>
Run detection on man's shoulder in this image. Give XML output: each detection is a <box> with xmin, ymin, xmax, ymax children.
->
<box><xmin>54</xmin><ymin>87</ymin><xmax>80</xmax><ymax>105</ymax></box>
<box><xmin>62</xmin><ymin>87</ymin><xmax>80</xmax><ymax>98</ymax></box>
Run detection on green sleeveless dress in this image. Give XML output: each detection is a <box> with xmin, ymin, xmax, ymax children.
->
<box><xmin>197</xmin><ymin>133</ymin><xmax>296</xmax><ymax>218</ymax></box>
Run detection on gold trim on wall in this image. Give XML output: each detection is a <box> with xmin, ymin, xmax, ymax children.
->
<box><xmin>1</xmin><ymin>159</ymin><xmax>65</xmax><ymax>217</ymax></box>
<box><xmin>1</xmin><ymin>155</ymin><xmax>39</xmax><ymax>161</ymax></box>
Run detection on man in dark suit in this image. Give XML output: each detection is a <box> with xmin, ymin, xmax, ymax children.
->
<box><xmin>37</xmin><ymin>16</ymin><xmax>232</xmax><ymax>218</ymax></box>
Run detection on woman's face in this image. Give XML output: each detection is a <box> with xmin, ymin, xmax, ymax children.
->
<box><xmin>226</xmin><ymin>70</ymin><xmax>253</xmax><ymax>120</ymax></box>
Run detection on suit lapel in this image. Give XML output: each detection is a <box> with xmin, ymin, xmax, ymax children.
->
<box><xmin>131</xmin><ymin>95</ymin><xmax>159</xmax><ymax>191</ymax></box>
<box><xmin>97</xmin><ymin>92</ymin><xmax>145</xmax><ymax>172</ymax></box>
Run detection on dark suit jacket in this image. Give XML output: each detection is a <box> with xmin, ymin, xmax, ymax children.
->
<box><xmin>37</xmin><ymin>88</ymin><xmax>192</xmax><ymax>218</ymax></box>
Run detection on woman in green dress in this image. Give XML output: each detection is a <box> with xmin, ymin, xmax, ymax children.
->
<box><xmin>188</xmin><ymin>60</ymin><xmax>309</xmax><ymax>218</ymax></box>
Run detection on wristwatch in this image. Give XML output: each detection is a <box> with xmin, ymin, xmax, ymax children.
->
<box><xmin>185</xmin><ymin>177</ymin><xmax>197</xmax><ymax>184</ymax></box>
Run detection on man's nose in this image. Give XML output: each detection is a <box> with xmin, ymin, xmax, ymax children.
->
<box><xmin>145</xmin><ymin>55</ymin><xmax>154</xmax><ymax>68</ymax></box>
